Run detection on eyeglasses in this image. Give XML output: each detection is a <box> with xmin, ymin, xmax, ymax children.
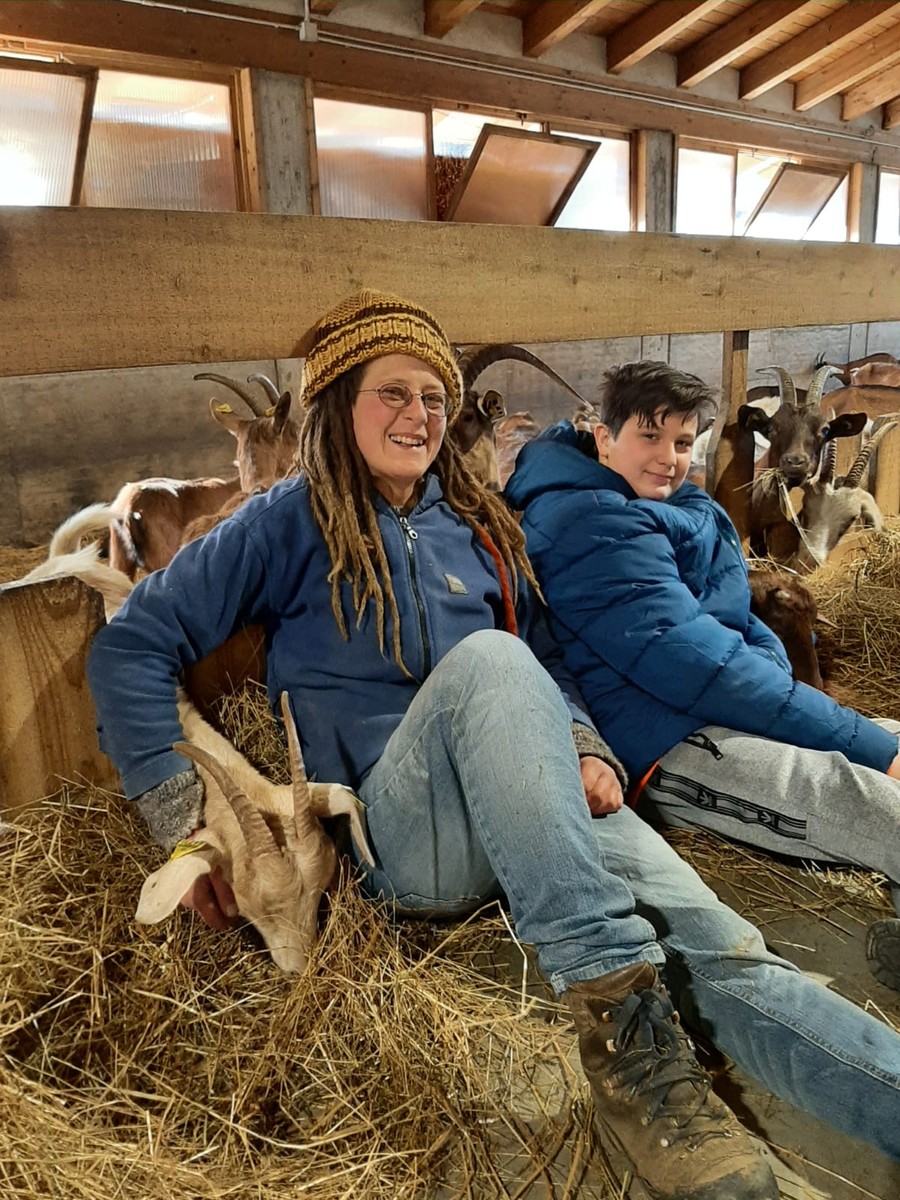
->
<box><xmin>358</xmin><ymin>384</ymin><xmax>448</xmax><ymax>417</ymax></box>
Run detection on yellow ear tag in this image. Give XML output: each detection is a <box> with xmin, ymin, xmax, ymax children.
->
<box><xmin>169</xmin><ymin>838</ymin><xmax>210</xmax><ymax>861</ymax></box>
<box><xmin>214</xmin><ymin>403</ymin><xmax>234</xmax><ymax>414</ymax></box>
<box><xmin>265</xmin><ymin>405</ymin><xmax>276</xmax><ymax>416</ymax></box>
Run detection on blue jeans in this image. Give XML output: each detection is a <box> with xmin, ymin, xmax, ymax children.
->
<box><xmin>353</xmin><ymin>631</ymin><xmax>900</xmax><ymax>1160</ymax></box>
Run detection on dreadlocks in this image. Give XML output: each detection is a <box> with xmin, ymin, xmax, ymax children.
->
<box><xmin>299</xmin><ymin>368</ymin><xmax>537</xmax><ymax>674</ymax></box>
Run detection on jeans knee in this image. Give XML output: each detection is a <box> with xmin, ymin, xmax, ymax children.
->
<box><xmin>443</xmin><ymin>630</ymin><xmax>550</xmax><ymax>694</ymax></box>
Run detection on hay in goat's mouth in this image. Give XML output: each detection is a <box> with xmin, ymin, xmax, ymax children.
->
<box><xmin>0</xmin><ymin>782</ymin><xmax>607</xmax><ymax>1199</ymax></box>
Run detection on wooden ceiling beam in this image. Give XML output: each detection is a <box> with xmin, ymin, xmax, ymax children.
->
<box><xmin>795</xmin><ymin>22</ymin><xmax>900</xmax><ymax>109</ymax></box>
<box><xmin>523</xmin><ymin>0</ymin><xmax>615</xmax><ymax>59</ymax></box>
<box><xmin>606</xmin><ymin>0</ymin><xmax>721</xmax><ymax>74</ymax></box>
<box><xmin>677</xmin><ymin>0</ymin><xmax>819</xmax><ymax>89</ymax></box>
<box><xmin>424</xmin><ymin>0</ymin><xmax>483</xmax><ymax>40</ymax></box>
<box><xmin>843</xmin><ymin>60</ymin><xmax>900</xmax><ymax>120</ymax></box>
<box><xmin>310</xmin><ymin>1</ymin><xmax>341</xmax><ymax>13</ymax></box>
<box><xmin>883</xmin><ymin>95</ymin><xmax>900</xmax><ymax>128</ymax></box>
<box><xmin>740</xmin><ymin>1</ymin><xmax>900</xmax><ymax>100</ymax></box>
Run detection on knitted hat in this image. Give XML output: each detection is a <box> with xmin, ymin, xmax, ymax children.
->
<box><xmin>300</xmin><ymin>290</ymin><xmax>462</xmax><ymax>421</ymax></box>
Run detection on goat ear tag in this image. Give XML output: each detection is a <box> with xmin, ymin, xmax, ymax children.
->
<box><xmin>214</xmin><ymin>403</ymin><xmax>234</xmax><ymax>414</ymax></box>
<box><xmin>169</xmin><ymin>837</ymin><xmax>211</xmax><ymax>860</ymax></box>
<box><xmin>444</xmin><ymin>573</ymin><xmax>468</xmax><ymax>595</ymax></box>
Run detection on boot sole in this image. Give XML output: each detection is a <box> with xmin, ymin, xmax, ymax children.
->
<box><xmin>866</xmin><ymin>919</ymin><xmax>900</xmax><ymax>992</ymax></box>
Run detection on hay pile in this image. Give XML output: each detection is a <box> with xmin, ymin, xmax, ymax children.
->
<box><xmin>807</xmin><ymin>517</ymin><xmax>900</xmax><ymax>720</ymax></box>
<box><xmin>0</xmin><ymin>543</ymin><xmax>46</xmax><ymax>584</ymax></box>
<box><xmin>0</xmin><ymin>778</ymin><xmax>610</xmax><ymax>1199</ymax></box>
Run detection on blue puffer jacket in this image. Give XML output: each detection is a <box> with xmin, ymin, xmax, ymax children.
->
<box><xmin>505</xmin><ymin>422</ymin><xmax>898</xmax><ymax>781</ymax></box>
<box><xmin>88</xmin><ymin>472</ymin><xmax>596</xmax><ymax>799</ymax></box>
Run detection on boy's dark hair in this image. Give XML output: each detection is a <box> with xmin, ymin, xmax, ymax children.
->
<box><xmin>596</xmin><ymin>361</ymin><xmax>718</xmax><ymax>437</ymax></box>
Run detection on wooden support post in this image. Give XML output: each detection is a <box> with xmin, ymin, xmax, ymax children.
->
<box><xmin>709</xmin><ymin>330</ymin><xmax>752</xmax><ymax>540</ymax></box>
<box><xmin>874</xmin><ymin>426</ymin><xmax>900</xmax><ymax>517</ymax></box>
<box><xmin>0</xmin><ymin>577</ymin><xmax>118</xmax><ymax>812</ymax></box>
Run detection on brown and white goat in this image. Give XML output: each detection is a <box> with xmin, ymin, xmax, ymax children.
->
<box><xmin>452</xmin><ymin>345</ymin><xmax>589</xmax><ymax>490</ymax></box>
<box><xmin>739</xmin><ymin>365</ymin><xmax>867</xmax><ymax>561</ymax></box>
<box><xmin>814</xmin><ymin>350</ymin><xmax>898</xmax><ymax>386</ymax></box>
<box><xmin>495</xmin><ymin>411</ymin><xmax>542</xmax><ymax>490</ymax></box>
<box><xmin>791</xmin><ymin>417</ymin><xmax>898</xmax><ymax>573</ymax></box>
<box><xmin>109</xmin><ymin>374</ymin><xmax>299</xmax><ymax>579</ymax></box>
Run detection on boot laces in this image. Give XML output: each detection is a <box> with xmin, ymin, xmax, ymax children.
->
<box><xmin>604</xmin><ymin>988</ymin><xmax>726</xmax><ymax>1149</ymax></box>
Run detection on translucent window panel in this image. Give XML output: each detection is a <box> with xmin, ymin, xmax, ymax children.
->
<box><xmin>433</xmin><ymin>108</ymin><xmax>541</xmax><ymax>158</ymax></box>
<box><xmin>743</xmin><ymin>165</ymin><xmax>844</xmax><ymax>240</ymax></box>
<box><xmin>314</xmin><ymin>98</ymin><xmax>428</xmax><ymax>220</ymax></box>
<box><xmin>550</xmin><ymin>133</ymin><xmax>630</xmax><ymax>231</ymax></box>
<box><xmin>80</xmin><ymin>72</ymin><xmax>237</xmax><ymax>211</ymax></box>
<box><xmin>735</xmin><ymin>152</ymin><xmax>785</xmax><ymax>234</ymax></box>
<box><xmin>445</xmin><ymin>128</ymin><xmax>596</xmax><ymax>226</ymax></box>
<box><xmin>0</xmin><ymin>67</ymin><xmax>86</xmax><ymax>205</ymax></box>
<box><xmin>805</xmin><ymin>176</ymin><xmax>848</xmax><ymax>241</ymax></box>
<box><xmin>876</xmin><ymin>171</ymin><xmax>900</xmax><ymax>245</ymax></box>
<box><xmin>675</xmin><ymin>148</ymin><xmax>734</xmax><ymax>235</ymax></box>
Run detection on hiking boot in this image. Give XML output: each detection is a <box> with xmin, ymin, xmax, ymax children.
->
<box><xmin>566</xmin><ymin>961</ymin><xmax>777</xmax><ymax>1200</ymax></box>
<box><xmin>866</xmin><ymin>918</ymin><xmax>900</xmax><ymax>991</ymax></box>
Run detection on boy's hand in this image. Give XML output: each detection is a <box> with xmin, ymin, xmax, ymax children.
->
<box><xmin>580</xmin><ymin>756</ymin><xmax>624</xmax><ymax>816</ymax></box>
<box><xmin>888</xmin><ymin>751</ymin><xmax>900</xmax><ymax>781</ymax></box>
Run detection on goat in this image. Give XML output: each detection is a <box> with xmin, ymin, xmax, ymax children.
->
<box><xmin>17</xmin><ymin>549</ymin><xmax>371</xmax><ymax>973</ymax></box>
<box><xmin>495</xmin><ymin>411</ymin><xmax>542</xmax><ymax>490</ymax></box>
<box><xmin>792</xmin><ymin>417</ymin><xmax>898</xmax><ymax>573</ymax></box>
<box><xmin>747</xmin><ymin>570</ymin><xmax>824</xmax><ymax>690</ymax></box>
<box><xmin>109</xmin><ymin>374</ymin><xmax>299</xmax><ymax>579</ymax></box>
<box><xmin>814</xmin><ymin>350</ymin><xmax>897</xmax><ymax>386</ymax></box>
<box><xmin>453</xmin><ymin>345</ymin><xmax>589</xmax><ymax>490</ymax></box>
<box><xmin>821</xmin><ymin>382</ymin><xmax>900</xmax><ymax>424</ymax></box>
<box><xmin>739</xmin><ymin>365</ymin><xmax>867</xmax><ymax>560</ymax></box>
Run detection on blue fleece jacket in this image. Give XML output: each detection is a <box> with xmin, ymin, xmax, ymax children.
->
<box><xmin>505</xmin><ymin>421</ymin><xmax>898</xmax><ymax>781</ymax></box>
<box><xmin>88</xmin><ymin>472</ymin><xmax>597</xmax><ymax>799</ymax></box>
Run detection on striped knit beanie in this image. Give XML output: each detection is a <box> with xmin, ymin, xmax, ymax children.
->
<box><xmin>300</xmin><ymin>290</ymin><xmax>463</xmax><ymax>421</ymax></box>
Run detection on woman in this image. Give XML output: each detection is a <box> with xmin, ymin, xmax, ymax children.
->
<box><xmin>88</xmin><ymin>292</ymin><xmax>900</xmax><ymax>1197</ymax></box>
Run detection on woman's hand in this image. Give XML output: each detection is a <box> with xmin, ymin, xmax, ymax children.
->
<box><xmin>180</xmin><ymin>865</ymin><xmax>238</xmax><ymax>931</ymax></box>
<box><xmin>580</xmin><ymin>756</ymin><xmax>624</xmax><ymax>816</ymax></box>
<box><xmin>888</xmin><ymin>751</ymin><xmax>900</xmax><ymax>781</ymax></box>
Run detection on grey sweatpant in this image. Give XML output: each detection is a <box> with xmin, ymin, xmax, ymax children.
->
<box><xmin>642</xmin><ymin>722</ymin><xmax>900</xmax><ymax>910</ymax></box>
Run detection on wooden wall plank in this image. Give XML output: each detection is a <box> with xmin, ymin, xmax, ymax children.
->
<box><xmin>3</xmin><ymin>209</ymin><xmax>900</xmax><ymax>377</ymax></box>
<box><xmin>0</xmin><ymin>577</ymin><xmax>117</xmax><ymax>811</ymax></box>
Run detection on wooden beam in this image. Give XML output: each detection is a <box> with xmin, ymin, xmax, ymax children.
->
<box><xmin>795</xmin><ymin>23</ymin><xmax>900</xmax><ymax>110</ymax></box>
<box><xmin>523</xmin><ymin>0</ymin><xmax>614</xmax><ymax>58</ymax></box>
<box><xmin>606</xmin><ymin>0</ymin><xmax>721</xmax><ymax>74</ymax></box>
<box><xmin>843</xmin><ymin>60</ymin><xmax>900</xmax><ymax>120</ymax></box>
<box><xmin>884</xmin><ymin>95</ymin><xmax>900</xmax><ymax>128</ymax></box>
<box><xmin>424</xmin><ymin>0</ymin><xmax>483</xmax><ymax>40</ymax></box>
<box><xmin>309</xmin><ymin>0</ymin><xmax>341</xmax><ymax>13</ymax></box>
<box><xmin>710</xmin><ymin>330</ymin><xmax>752</xmax><ymax>540</ymax></box>
<box><xmin>2</xmin><ymin>3</ymin><xmax>900</xmax><ymax>167</ymax></box>
<box><xmin>0</xmin><ymin>577</ymin><xmax>118</xmax><ymax>810</ymax></box>
<box><xmin>2</xmin><ymin>209</ymin><xmax>900</xmax><ymax>378</ymax></box>
<box><xmin>740</xmin><ymin>1</ymin><xmax>900</xmax><ymax>101</ymax></box>
<box><xmin>678</xmin><ymin>0</ymin><xmax>818</xmax><ymax>89</ymax></box>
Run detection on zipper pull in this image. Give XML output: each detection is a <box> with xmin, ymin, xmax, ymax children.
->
<box><xmin>398</xmin><ymin>514</ymin><xmax>418</xmax><ymax>540</ymax></box>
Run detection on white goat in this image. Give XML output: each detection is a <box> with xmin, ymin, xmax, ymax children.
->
<box><xmin>16</xmin><ymin>539</ymin><xmax>372</xmax><ymax>973</ymax></box>
<box><xmin>793</xmin><ymin>416</ymin><xmax>899</xmax><ymax>572</ymax></box>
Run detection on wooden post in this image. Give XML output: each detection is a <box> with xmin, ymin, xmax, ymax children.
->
<box><xmin>709</xmin><ymin>330</ymin><xmax>752</xmax><ymax>540</ymax></box>
<box><xmin>0</xmin><ymin>577</ymin><xmax>118</xmax><ymax>812</ymax></box>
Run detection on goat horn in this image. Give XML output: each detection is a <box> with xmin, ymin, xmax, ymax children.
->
<box><xmin>194</xmin><ymin>373</ymin><xmax>269</xmax><ymax>417</ymax></box>
<box><xmin>804</xmin><ymin>364</ymin><xmax>840</xmax><ymax>412</ymax></box>
<box><xmin>247</xmin><ymin>373</ymin><xmax>283</xmax><ymax>405</ymax></box>
<box><xmin>279</xmin><ymin>693</ymin><xmax>324</xmax><ymax>851</ymax></box>
<box><xmin>817</xmin><ymin>436</ymin><xmax>837</xmax><ymax>487</ymax></box>
<box><xmin>756</xmin><ymin>365</ymin><xmax>798</xmax><ymax>409</ymax></box>
<box><xmin>174</xmin><ymin>740</ymin><xmax>278</xmax><ymax>857</ymax></box>
<box><xmin>456</xmin><ymin>344</ymin><xmax>588</xmax><ymax>406</ymax></box>
<box><xmin>843</xmin><ymin>418</ymin><xmax>900</xmax><ymax>489</ymax></box>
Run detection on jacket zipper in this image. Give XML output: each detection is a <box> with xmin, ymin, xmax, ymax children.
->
<box><xmin>395</xmin><ymin>510</ymin><xmax>431</xmax><ymax>676</ymax></box>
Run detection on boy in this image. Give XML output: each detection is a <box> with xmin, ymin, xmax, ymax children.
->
<box><xmin>506</xmin><ymin>360</ymin><xmax>900</xmax><ymax>990</ymax></box>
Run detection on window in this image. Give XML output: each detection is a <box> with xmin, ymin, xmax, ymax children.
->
<box><xmin>550</xmin><ymin>131</ymin><xmax>631</xmax><ymax>232</ymax></box>
<box><xmin>0</xmin><ymin>59</ymin><xmax>239</xmax><ymax>211</ymax></box>
<box><xmin>433</xmin><ymin>109</ymin><xmax>541</xmax><ymax>220</ymax></box>
<box><xmin>876</xmin><ymin>170</ymin><xmax>900</xmax><ymax>245</ymax></box>
<box><xmin>314</xmin><ymin>97</ymin><xmax>429</xmax><ymax>220</ymax></box>
<box><xmin>676</xmin><ymin>144</ymin><xmax>848</xmax><ymax>241</ymax></box>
